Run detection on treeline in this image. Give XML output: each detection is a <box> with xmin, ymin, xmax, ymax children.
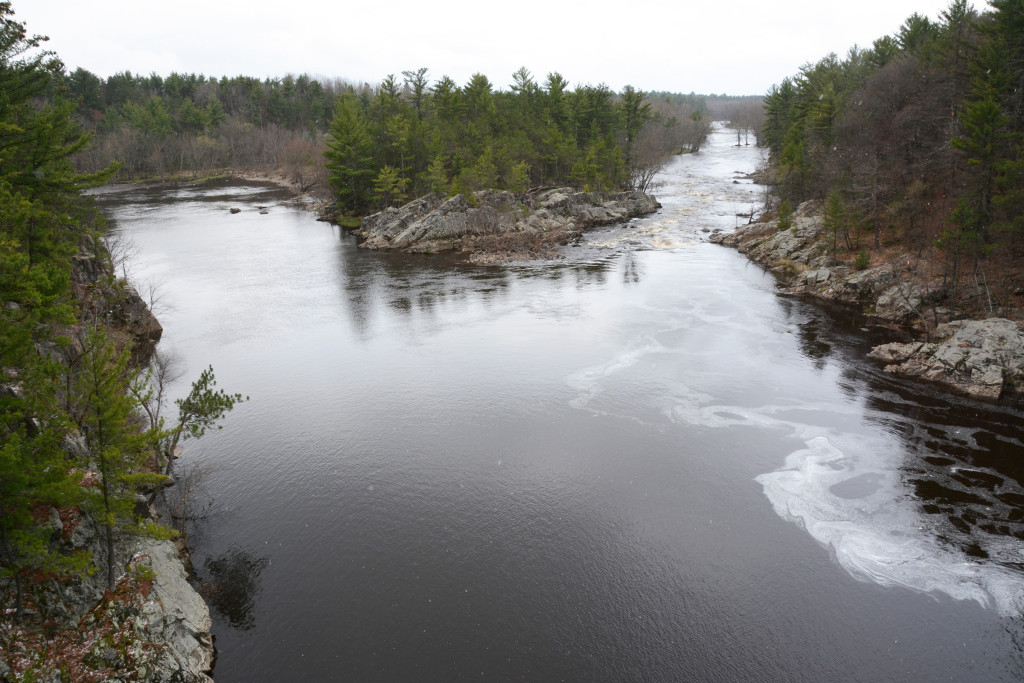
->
<box><xmin>56</xmin><ymin>65</ymin><xmax>716</xmax><ymax>209</ymax></box>
<box><xmin>323</xmin><ymin>68</ymin><xmax>713</xmax><ymax>215</ymax></box>
<box><xmin>762</xmin><ymin>0</ymin><xmax>1022</xmax><ymax>291</ymax></box>
<box><xmin>1</xmin><ymin>1</ymin><xmax>240</xmax><ymax>630</ymax></box>
<box><xmin>60</xmin><ymin>68</ymin><xmax>348</xmax><ymax>187</ymax></box>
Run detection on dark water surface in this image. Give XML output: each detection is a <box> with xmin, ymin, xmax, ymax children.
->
<box><xmin>98</xmin><ymin>129</ymin><xmax>1024</xmax><ymax>681</ymax></box>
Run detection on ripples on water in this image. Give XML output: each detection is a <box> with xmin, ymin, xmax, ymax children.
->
<box><xmin>97</xmin><ymin>128</ymin><xmax>1024</xmax><ymax>681</ymax></box>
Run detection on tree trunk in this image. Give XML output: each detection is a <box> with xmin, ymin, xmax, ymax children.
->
<box><xmin>105</xmin><ymin>520</ymin><xmax>115</xmax><ymax>591</ymax></box>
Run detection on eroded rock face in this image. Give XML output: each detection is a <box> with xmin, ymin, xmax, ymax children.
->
<box><xmin>353</xmin><ymin>188</ymin><xmax>660</xmax><ymax>255</ymax></box>
<box><xmin>710</xmin><ymin>202</ymin><xmax>953</xmax><ymax>327</ymax></box>
<box><xmin>868</xmin><ymin>319</ymin><xmax>1024</xmax><ymax>401</ymax></box>
<box><xmin>71</xmin><ymin>250</ymin><xmax>164</xmax><ymax>349</ymax></box>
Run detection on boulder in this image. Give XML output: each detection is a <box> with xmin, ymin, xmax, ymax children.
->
<box><xmin>868</xmin><ymin>318</ymin><xmax>1024</xmax><ymax>400</ymax></box>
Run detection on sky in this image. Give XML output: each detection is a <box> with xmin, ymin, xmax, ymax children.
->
<box><xmin>16</xmin><ymin>0</ymin><xmax>980</xmax><ymax>96</ymax></box>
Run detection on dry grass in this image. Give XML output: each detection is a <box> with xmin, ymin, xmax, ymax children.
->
<box><xmin>467</xmin><ymin>229</ymin><xmax>571</xmax><ymax>264</ymax></box>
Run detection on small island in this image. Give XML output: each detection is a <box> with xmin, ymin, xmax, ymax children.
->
<box><xmin>346</xmin><ymin>187</ymin><xmax>660</xmax><ymax>262</ymax></box>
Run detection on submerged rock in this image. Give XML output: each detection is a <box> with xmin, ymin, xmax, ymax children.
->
<box><xmin>352</xmin><ymin>188</ymin><xmax>660</xmax><ymax>256</ymax></box>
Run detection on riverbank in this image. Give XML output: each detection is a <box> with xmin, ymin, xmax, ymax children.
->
<box><xmin>106</xmin><ymin>168</ymin><xmax>330</xmax><ymax>205</ymax></box>
<box><xmin>1</xmin><ymin>249</ymin><xmax>215</xmax><ymax>681</ymax></box>
<box><xmin>90</xmin><ymin>138</ymin><xmax>1024</xmax><ymax>681</ymax></box>
<box><xmin>710</xmin><ymin>201</ymin><xmax>1024</xmax><ymax>402</ymax></box>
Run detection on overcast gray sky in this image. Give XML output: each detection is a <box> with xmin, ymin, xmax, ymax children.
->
<box><xmin>17</xmin><ymin>0</ymin><xmax>975</xmax><ymax>95</ymax></box>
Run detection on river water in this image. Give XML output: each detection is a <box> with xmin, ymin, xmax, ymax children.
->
<box><xmin>97</xmin><ymin>128</ymin><xmax>1024</xmax><ymax>681</ymax></box>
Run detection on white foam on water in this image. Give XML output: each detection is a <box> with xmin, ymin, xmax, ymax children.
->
<box><xmin>662</xmin><ymin>391</ymin><xmax>780</xmax><ymax>430</ymax></box>
<box><xmin>650</xmin><ymin>237</ymin><xmax>696</xmax><ymax>250</ymax></box>
<box><xmin>563</xmin><ymin>285</ymin><xmax>1024</xmax><ymax>617</ymax></box>
<box><xmin>567</xmin><ymin>341</ymin><xmax>658</xmax><ymax>411</ymax></box>
<box><xmin>757</xmin><ymin>435</ymin><xmax>1024</xmax><ymax>616</ymax></box>
<box><xmin>569</xmin><ymin>347</ymin><xmax>1024</xmax><ymax>615</ymax></box>
<box><xmin>585</xmin><ymin>219</ymin><xmax>702</xmax><ymax>250</ymax></box>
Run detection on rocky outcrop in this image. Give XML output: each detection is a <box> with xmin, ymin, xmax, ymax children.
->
<box><xmin>134</xmin><ymin>539</ymin><xmax>215</xmax><ymax>680</ymax></box>
<box><xmin>867</xmin><ymin>319</ymin><xmax>1024</xmax><ymax>401</ymax></box>
<box><xmin>71</xmin><ymin>245</ymin><xmax>164</xmax><ymax>349</ymax></box>
<box><xmin>352</xmin><ymin>188</ymin><xmax>660</xmax><ymax>257</ymax></box>
<box><xmin>712</xmin><ymin>201</ymin><xmax>1024</xmax><ymax>401</ymax></box>
<box><xmin>1</xmin><ymin>237</ymin><xmax>209</xmax><ymax>680</ymax></box>
<box><xmin>710</xmin><ymin>202</ymin><xmax>947</xmax><ymax>326</ymax></box>
<box><xmin>0</xmin><ymin>509</ymin><xmax>214</xmax><ymax>681</ymax></box>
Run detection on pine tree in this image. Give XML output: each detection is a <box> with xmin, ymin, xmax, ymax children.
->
<box><xmin>371</xmin><ymin>165</ymin><xmax>408</xmax><ymax>209</ymax></box>
<box><xmin>619</xmin><ymin>85</ymin><xmax>652</xmax><ymax>188</ymax></box>
<box><xmin>0</xmin><ymin>1</ymin><xmax>114</xmax><ymax>611</ymax></box>
<box><xmin>324</xmin><ymin>93</ymin><xmax>375</xmax><ymax>214</ymax></box>
<box><xmin>424</xmin><ymin>155</ymin><xmax>450</xmax><ymax>196</ymax></box>
<box><xmin>72</xmin><ymin>326</ymin><xmax>168</xmax><ymax>590</ymax></box>
<box><xmin>0</xmin><ymin>339</ymin><xmax>89</xmax><ymax>621</ymax></box>
<box><xmin>823</xmin><ymin>188</ymin><xmax>849</xmax><ymax>261</ymax></box>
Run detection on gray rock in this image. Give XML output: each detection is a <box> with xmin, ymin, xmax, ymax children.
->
<box><xmin>134</xmin><ymin>539</ymin><xmax>215</xmax><ymax>681</ymax></box>
<box><xmin>869</xmin><ymin>318</ymin><xmax>1024</xmax><ymax>400</ymax></box>
<box><xmin>712</xmin><ymin>201</ymin><xmax>1023</xmax><ymax>401</ymax></box>
<box><xmin>46</xmin><ymin>506</ymin><xmax>63</xmax><ymax>539</ymax></box>
<box><xmin>353</xmin><ymin>188</ymin><xmax>660</xmax><ymax>255</ymax></box>
<box><xmin>867</xmin><ymin>341</ymin><xmax>931</xmax><ymax>364</ymax></box>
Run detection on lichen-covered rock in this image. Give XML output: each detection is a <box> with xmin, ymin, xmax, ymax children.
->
<box><xmin>352</xmin><ymin>188</ymin><xmax>660</xmax><ymax>256</ymax></box>
<box><xmin>868</xmin><ymin>318</ymin><xmax>1024</xmax><ymax>400</ymax></box>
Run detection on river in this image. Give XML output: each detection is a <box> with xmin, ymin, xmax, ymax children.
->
<box><xmin>97</xmin><ymin>127</ymin><xmax>1024</xmax><ymax>681</ymax></box>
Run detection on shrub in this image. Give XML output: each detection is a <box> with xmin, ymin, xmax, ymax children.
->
<box><xmin>777</xmin><ymin>199</ymin><xmax>793</xmax><ymax>231</ymax></box>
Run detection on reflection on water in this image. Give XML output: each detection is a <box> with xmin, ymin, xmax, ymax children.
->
<box><xmin>202</xmin><ymin>547</ymin><xmax>269</xmax><ymax>631</ymax></box>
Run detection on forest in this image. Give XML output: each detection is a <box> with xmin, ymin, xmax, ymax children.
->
<box><xmin>762</xmin><ymin>0</ymin><xmax>1023</xmax><ymax>304</ymax></box>
<box><xmin>55</xmin><ymin>66</ymin><xmax>734</xmax><ymax>214</ymax></box>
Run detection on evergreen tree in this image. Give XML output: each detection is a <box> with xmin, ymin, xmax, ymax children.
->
<box><xmin>324</xmin><ymin>93</ymin><xmax>375</xmax><ymax>214</ymax></box>
<box><xmin>0</xmin><ymin>336</ymin><xmax>89</xmax><ymax>621</ymax></box>
<box><xmin>424</xmin><ymin>154</ymin><xmax>450</xmax><ymax>196</ymax></box>
<box><xmin>823</xmin><ymin>187</ymin><xmax>849</xmax><ymax>260</ymax></box>
<box><xmin>777</xmin><ymin>199</ymin><xmax>794</xmax><ymax>231</ymax></box>
<box><xmin>72</xmin><ymin>326</ymin><xmax>168</xmax><ymax>590</ymax></box>
<box><xmin>619</xmin><ymin>85</ymin><xmax>652</xmax><ymax>187</ymax></box>
<box><xmin>371</xmin><ymin>164</ymin><xmax>409</xmax><ymax>209</ymax></box>
<box><xmin>0</xmin><ymin>1</ymin><xmax>116</xmax><ymax>610</ymax></box>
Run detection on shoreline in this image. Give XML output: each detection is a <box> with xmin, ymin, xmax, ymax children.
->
<box><xmin>0</xmin><ymin>271</ymin><xmax>215</xmax><ymax>681</ymax></box>
<box><xmin>100</xmin><ymin>168</ymin><xmax>330</xmax><ymax>203</ymax></box>
<box><xmin>711</xmin><ymin>202</ymin><xmax>1024</xmax><ymax>403</ymax></box>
